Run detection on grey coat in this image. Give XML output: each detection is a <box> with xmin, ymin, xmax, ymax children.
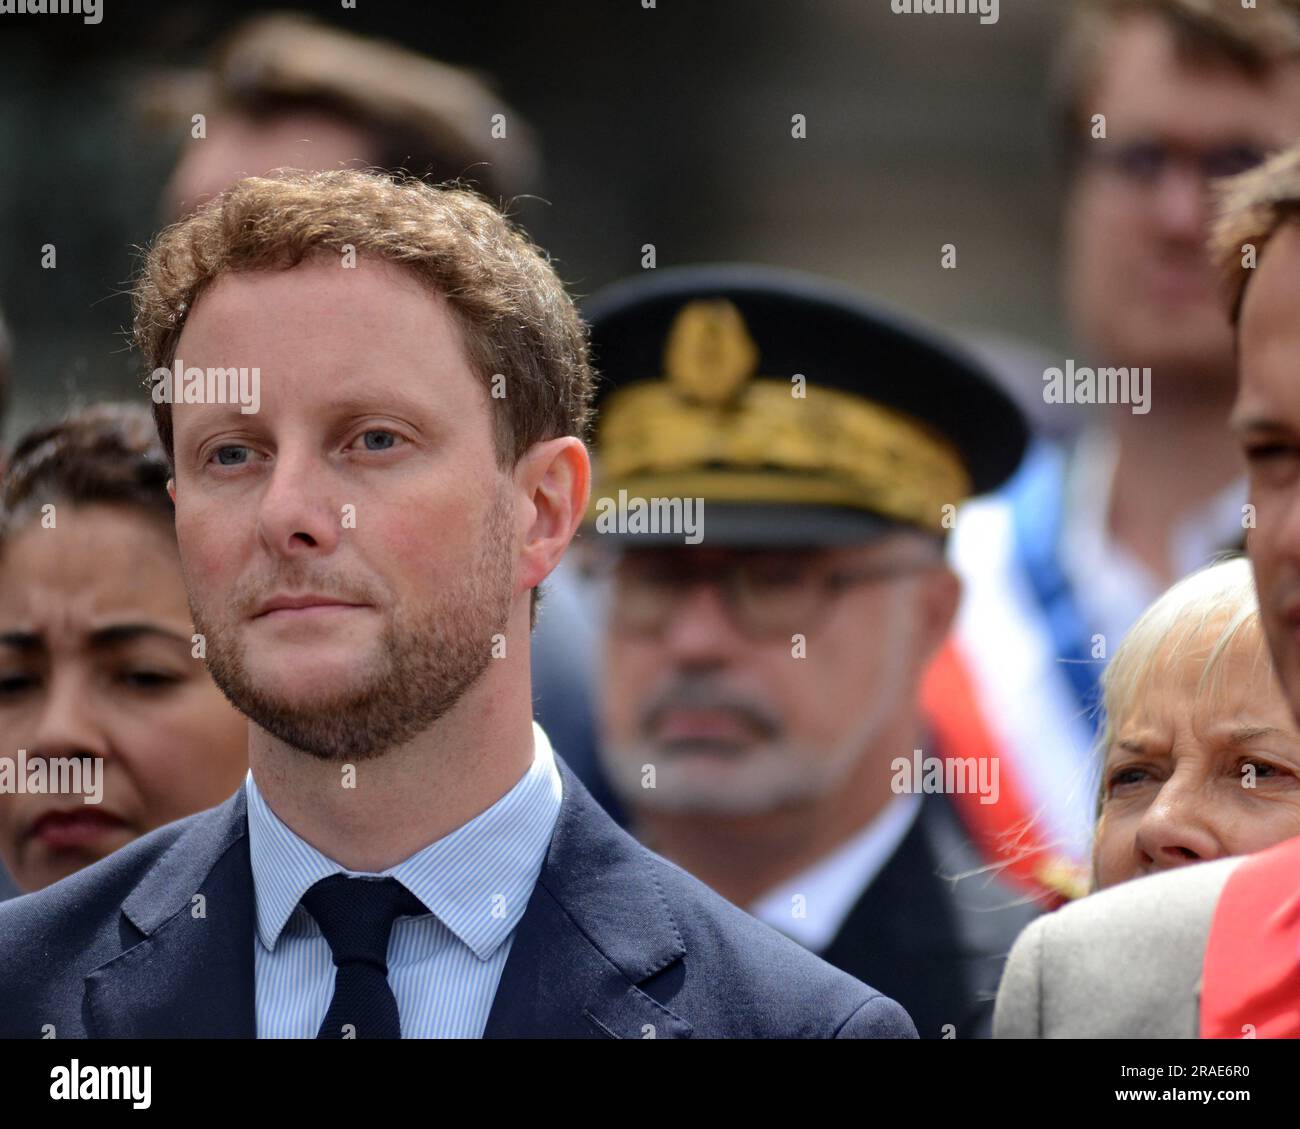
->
<box><xmin>993</xmin><ymin>856</ymin><xmax>1244</xmax><ymax>1038</ymax></box>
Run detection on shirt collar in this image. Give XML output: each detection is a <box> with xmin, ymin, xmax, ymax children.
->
<box><xmin>1062</xmin><ymin>427</ymin><xmax>1247</xmax><ymax>644</ymax></box>
<box><xmin>246</xmin><ymin>721</ymin><xmax>563</xmax><ymax>962</ymax></box>
<box><xmin>747</xmin><ymin>793</ymin><xmax>922</xmax><ymax>952</ymax></box>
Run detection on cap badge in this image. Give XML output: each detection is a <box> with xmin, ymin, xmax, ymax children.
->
<box><xmin>662</xmin><ymin>299</ymin><xmax>758</xmax><ymax>407</ymax></box>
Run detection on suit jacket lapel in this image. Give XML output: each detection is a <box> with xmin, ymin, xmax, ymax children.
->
<box><xmin>484</xmin><ymin>760</ymin><xmax>693</xmax><ymax>1039</ymax></box>
<box><xmin>83</xmin><ymin>762</ymin><xmax>692</xmax><ymax>1039</ymax></box>
<box><xmin>84</xmin><ymin>789</ymin><xmax>256</xmax><ymax>1038</ymax></box>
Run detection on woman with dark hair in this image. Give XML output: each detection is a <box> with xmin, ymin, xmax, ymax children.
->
<box><xmin>0</xmin><ymin>402</ymin><xmax>247</xmax><ymax>892</ymax></box>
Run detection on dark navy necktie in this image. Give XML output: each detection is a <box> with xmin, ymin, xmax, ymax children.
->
<box><xmin>300</xmin><ymin>873</ymin><xmax>427</xmax><ymax>1039</ymax></box>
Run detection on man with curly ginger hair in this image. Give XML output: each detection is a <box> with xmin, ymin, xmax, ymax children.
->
<box><xmin>0</xmin><ymin>169</ymin><xmax>915</xmax><ymax>1040</ymax></box>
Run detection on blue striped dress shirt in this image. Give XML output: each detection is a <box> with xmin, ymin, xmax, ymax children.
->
<box><xmin>246</xmin><ymin>721</ymin><xmax>563</xmax><ymax>1038</ymax></box>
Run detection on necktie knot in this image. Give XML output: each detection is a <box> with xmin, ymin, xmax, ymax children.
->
<box><xmin>301</xmin><ymin>874</ymin><xmax>427</xmax><ymax>973</ymax></box>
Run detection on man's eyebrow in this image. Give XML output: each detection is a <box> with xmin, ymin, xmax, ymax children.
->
<box><xmin>321</xmin><ymin>391</ymin><xmax>441</xmax><ymax>419</ymax></box>
<box><xmin>179</xmin><ymin>391</ymin><xmax>440</xmax><ymax>429</ymax></box>
<box><xmin>0</xmin><ymin>624</ymin><xmax>191</xmax><ymax>651</ymax></box>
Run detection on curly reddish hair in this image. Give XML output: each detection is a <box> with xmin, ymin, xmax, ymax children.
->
<box><xmin>132</xmin><ymin>168</ymin><xmax>593</xmax><ymax>471</ymax></box>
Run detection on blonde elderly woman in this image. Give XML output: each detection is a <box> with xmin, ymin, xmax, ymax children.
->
<box><xmin>1091</xmin><ymin>556</ymin><xmax>1300</xmax><ymax>890</ymax></box>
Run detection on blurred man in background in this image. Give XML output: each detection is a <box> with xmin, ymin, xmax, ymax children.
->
<box><xmin>930</xmin><ymin>0</ymin><xmax>1300</xmax><ymax>894</ymax></box>
<box><xmin>141</xmin><ymin>10</ymin><xmax>538</xmax><ymax>218</ymax></box>
<box><xmin>581</xmin><ymin>265</ymin><xmax>1040</xmax><ymax>1038</ymax></box>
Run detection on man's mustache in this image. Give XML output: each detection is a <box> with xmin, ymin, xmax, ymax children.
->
<box><xmin>639</xmin><ymin>681</ymin><xmax>782</xmax><ymax>741</ymax></box>
<box><xmin>230</xmin><ymin>572</ymin><xmax>380</xmax><ymax>618</ymax></box>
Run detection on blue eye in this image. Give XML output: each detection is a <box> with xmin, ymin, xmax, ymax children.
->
<box><xmin>214</xmin><ymin>446</ymin><xmax>250</xmax><ymax>466</ymax></box>
<box><xmin>361</xmin><ymin>431</ymin><xmax>397</xmax><ymax>451</ymax></box>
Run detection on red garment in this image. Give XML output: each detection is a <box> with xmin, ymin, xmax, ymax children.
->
<box><xmin>1200</xmin><ymin>835</ymin><xmax>1300</xmax><ymax>1038</ymax></box>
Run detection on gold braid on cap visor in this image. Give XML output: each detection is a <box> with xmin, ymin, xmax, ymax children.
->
<box><xmin>586</xmin><ymin>378</ymin><xmax>972</xmax><ymax>532</ymax></box>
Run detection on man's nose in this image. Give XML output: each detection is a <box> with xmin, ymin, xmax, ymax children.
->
<box><xmin>1265</xmin><ymin>487</ymin><xmax>1300</xmax><ymax>572</ymax></box>
<box><xmin>1150</xmin><ymin>163</ymin><xmax>1211</xmax><ymax>241</ymax></box>
<box><xmin>255</xmin><ymin>447</ymin><xmax>346</xmax><ymax>558</ymax></box>
<box><xmin>1132</xmin><ymin>771</ymin><xmax>1223</xmax><ymax>873</ymax></box>
<box><xmin>659</xmin><ymin>581</ymin><xmax>749</xmax><ymax>666</ymax></box>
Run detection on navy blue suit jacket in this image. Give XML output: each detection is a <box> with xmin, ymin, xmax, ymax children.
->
<box><xmin>0</xmin><ymin>757</ymin><xmax>915</xmax><ymax>1039</ymax></box>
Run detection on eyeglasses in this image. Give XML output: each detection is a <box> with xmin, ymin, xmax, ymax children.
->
<box><xmin>589</xmin><ymin>548</ymin><xmax>940</xmax><ymax>640</ymax></box>
<box><xmin>1085</xmin><ymin>138</ymin><xmax>1269</xmax><ymax>190</ymax></box>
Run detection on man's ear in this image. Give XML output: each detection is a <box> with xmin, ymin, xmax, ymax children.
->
<box><xmin>918</xmin><ymin>564</ymin><xmax>961</xmax><ymax>664</ymax></box>
<box><xmin>513</xmin><ymin>436</ymin><xmax>591</xmax><ymax>594</ymax></box>
<box><xmin>166</xmin><ymin>478</ymin><xmax>176</xmax><ymax>504</ymax></box>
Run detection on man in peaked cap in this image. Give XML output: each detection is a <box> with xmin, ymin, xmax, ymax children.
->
<box><xmin>579</xmin><ymin>264</ymin><xmax>1041</xmax><ymax>1039</ymax></box>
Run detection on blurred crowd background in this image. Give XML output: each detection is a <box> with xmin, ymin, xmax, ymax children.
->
<box><xmin>14</xmin><ymin>0</ymin><xmax>1292</xmax><ymax>1042</ymax></box>
<box><xmin>0</xmin><ymin>0</ymin><xmax>1066</xmax><ymax>441</ymax></box>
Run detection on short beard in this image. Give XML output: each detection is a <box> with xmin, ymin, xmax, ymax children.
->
<box><xmin>191</xmin><ymin>486</ymin><xmax>516</xmax><ymax>762</ymax></box>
